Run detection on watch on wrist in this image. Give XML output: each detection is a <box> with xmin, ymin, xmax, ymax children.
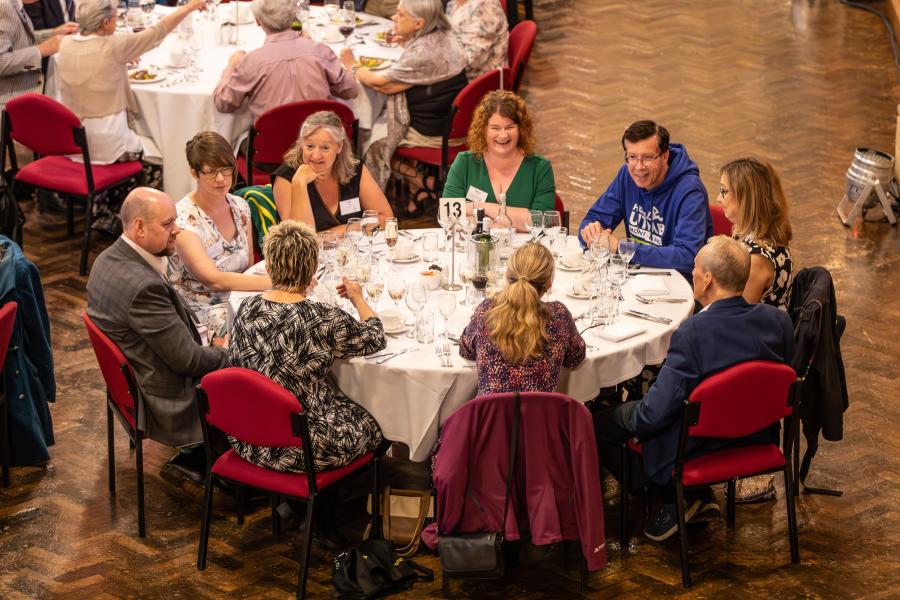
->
<box><xmin>351</xmin><ymin>65</ymin><xmax>359</xmax><ymax>75</ymax></box>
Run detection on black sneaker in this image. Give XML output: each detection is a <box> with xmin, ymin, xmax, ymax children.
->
<box><xmin>644</xmin><ymin>499</ymin><xmax>701</xmax><ymax>542</ymax></box>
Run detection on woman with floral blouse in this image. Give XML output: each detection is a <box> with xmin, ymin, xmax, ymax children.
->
<box><xmin>446</xmin><ymin>0</ymin><xmax>508</xmax><ymax>80</ymax></box>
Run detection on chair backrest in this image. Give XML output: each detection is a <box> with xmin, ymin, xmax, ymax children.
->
<box><xmin>251</xmin><ymin>100</ymin><xmax>357</xmax><ymax>165</ymax></box>
<box><xmin>5</xmin><ymin>93</ymin><xmax>82</xmax><ymax>156</ymax></box>
<box><xmin>198</xmin><ymin>367</ymin><xmax>304</xmax><ymax>448</ymax></box>
<box><xmin>82</xmin><ymin>312</ymin><xmax>140</xmax><ymax>431</ymax></box>
<box><xmin>709</xmin><ymin>203</ymin><xmax>733</xmax><ymax>237</ymax></box>
<box><xmin>448</xmin><ymin>68</ymin><xmax>505</xmax><ymax>141</ymax></box>
<box><xmin>687</xmin><ymin>360</ymin><xmax>796</xmax><ymax>439</ymax></box>
<box><xmin>0</xmin><ymin>302</ymin><xmax>17</xmax><ymax>367</ymax></box>
<box><xmin>554</xmin><ymin>192</ymin><xmax>570</xmax><ymax>231</ymax></box>
<box><xmin>508</xmin><ymin>20</ymin><xmax>537</xmax><ymax>92</ymax></box>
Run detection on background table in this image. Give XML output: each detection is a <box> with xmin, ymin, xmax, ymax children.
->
<box><xmin>48</xmin><ymin>6</ymin><xmax>401</xmax><ymax>200</ymax></box>
<box><xmin>229</xmin><ymin>231</ymin><xmax>694</xmax><ymax>461</ymax></box>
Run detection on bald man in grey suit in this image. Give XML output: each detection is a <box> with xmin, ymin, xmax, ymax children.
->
<box><xmin>87</xmin><ymin>188</ymin><xmax>229</xmax><ymax>479</ymax></box>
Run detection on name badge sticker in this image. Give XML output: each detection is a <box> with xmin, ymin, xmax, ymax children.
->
<box><xmin>466</xmin><ymin>186</ymin><xmax>488</xmax><ymax>203</ymax></box>
<box><xmin>339</xmin><ymin>197</ymin><xmax>361</xmax><ymax>215</ymax></box>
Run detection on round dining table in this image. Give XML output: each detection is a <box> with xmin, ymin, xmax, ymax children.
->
<box><xmin>228</xmin><ymin>230</ymin><xmax>694</xmax><ymax>462</ymax></box>
<box><xmin>46</xmin><ymin>5</ymin><xmax>401</xmax><ymax>200</ymax></box>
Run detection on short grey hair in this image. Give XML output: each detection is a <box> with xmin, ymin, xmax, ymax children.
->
<box><xmin>699</xmin><ymin>235</ymin><xmax>751</xmax><ymax>293</ymax></box>
<box><xmin>400</xmin><ymin>0</ymin><xmax>450</xmax><ymax>39</ymax></box>
<box><xmin>282</xmin><ymin>111</ymin><xmax>359</xmax><ymax>186</ymax></box>
<box><xmin>263</xmin><ymin>220</ymin><xmax>319</xmax><ymax>294</ymax></box>
<box><xmin>251</xmin><ymin>0</ymin><xmax>295</xmax><ymax>33</ymax></box>
<box><xmin>76</xmin><ymin>0</ymin><xmax>116</xmax><ymax>34</ymax></box>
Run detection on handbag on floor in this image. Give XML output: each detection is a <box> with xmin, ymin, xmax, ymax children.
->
<box><xmin>365</xmin><ymin>485</ymin><xmax>433</xmax><ymax>558</ymax></box>
<box><xmin>333</xmin><ymin>538</ymin><xmax>434</xmax><ymax>599</ymax></box>
<box><xmin>437</xmin><ymin>392</ymin><xmax>521</xmax><ymax>579</ymax></box>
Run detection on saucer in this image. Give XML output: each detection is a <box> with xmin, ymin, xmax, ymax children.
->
<box><xmin>382</xmin><ymin>323</ymin><xmax>407</xmax><ymax>334</ymax></box>
<box><xmin>390</xmin><ymin>254</ymin><xmax>420</xmax><ymax>263</ymax></box>
<box><xmin>566</xmin><ymin>289</ymin><xmax>591</xmax><ymax>300</ymax></box>
<box><xmin>556</xmin><ymin>260</ymin><xmax>585</xmax><ymax>272</ymax></box>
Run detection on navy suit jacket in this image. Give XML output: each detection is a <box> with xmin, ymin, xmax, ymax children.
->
<box><xmin>625</xmin><ymin>295</ymin><xmax>795</xmax><ymax>484</ymax></box>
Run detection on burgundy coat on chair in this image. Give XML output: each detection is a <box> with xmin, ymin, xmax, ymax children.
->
<box><xmin>422</xmin><ymin>392</ymin><xmax>606</xmax><ymax>571</ymax></box>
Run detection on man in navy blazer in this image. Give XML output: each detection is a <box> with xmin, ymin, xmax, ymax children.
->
<box><xmin>595</xmin><ymin>235</ymin><xmax>794</xmax><ymax>541</ymax></box>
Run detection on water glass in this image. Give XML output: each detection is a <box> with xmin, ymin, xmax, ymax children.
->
<box><xmin>416</xmin><ymin>310</ymin><xmax>434</xmax><ymax>344</ymax></box>
<box><xmin>436</xmin><ymin>292</ymin><xmax>456</xmax><ymax>337</ymax></box>
<box><xmin>590</xmin><ymin>236</ymin><xmax>610</xmax><ymax>268</ymax></box>
<box><xmin>346</xmin><ymin>217</ymin><xmax>362</xmax><ymax>250</ymax></box>
<box><xmin>528</xmin><ymin>210</ymin><xmax>543</xmax><ymax>242</ymax></box>
<box><xmin>421</xmin><ymin>232</ymin><xmax>439</xmax><ymax>262</ymax></box>
<box><xmin>552</xmin><ymin>226</ymin><xmax>567</xmax><ymax>260</ymax></box>
<box><xmin>608</xmin><ymin>255</ymin><xmax>628</xmax><ymax>290</ymax></box>
<box><xmin>542</xmin><ymin>210</ymin><xmax>561</xmax><ymax>239</ymax></box>
<box><xmin>593</xmin><ymin>285</ymin><xmax>618</xmax><ymax>327</ymax></box>
<box><xmin>618</xmin><ymin>239</ymin><xmax>637</xmax><ymax>265</ymax></box>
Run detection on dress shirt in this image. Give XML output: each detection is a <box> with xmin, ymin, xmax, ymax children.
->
<box><xmin>213</xmin><ymin>30</ymin><xmax>357</xmax><ymax>120</ymax></box>
<box><xmin>120</xmin><ymin>234</ymin><xmax>167</xmax><ymax>277</ymax></box>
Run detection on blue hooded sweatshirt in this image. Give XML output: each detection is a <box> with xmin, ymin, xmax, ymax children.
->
<box><xmin>578</xmin><ymin>143</ymin><xmax>712</xmax><ymax>276</ymax></box>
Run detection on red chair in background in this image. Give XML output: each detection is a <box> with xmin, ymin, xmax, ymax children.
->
<box><xmin>195</xmin><ymin>368</ymin><xmax>382</xmax><ymax>599</ymax></box>
<box><xmin>237</xmin><ymin>100</ymin><xmax>358</xmax><ymax>187</ymax></box>
<box><xmin>508</xmin><ymin>20</ymin><xmax>537</xmax><ymax>93</ymax></box>
<box><xmin>710</xmin><ymin>203</ymin><xmax>732</xmax><ymax>237</ymax></box>
<box><xmin>554</xmin><ymin>192</ymin><xmax>570</xmax><ymax>231</ymax></box>
<box><xmin>1</xmin><ymin>94</ymin><xmax>143</xmax><ymax>275</ymax></box>
<box><xmin>82</xmin><ymin>312</ymin><xmax>148</xmax><ymax>537</ymax></box>
<box><xmin>0</xmin><ymin>302</ymin><xmax>18</xmax><ymax>487</ymax></box>
<box><xmin>394</xmin><ymin>68</ymin><xmax>506</xmax><ymax>193</ymax></box>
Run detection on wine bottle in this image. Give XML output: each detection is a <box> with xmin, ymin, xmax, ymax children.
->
<box><xmin>473</xmin><ymin>208</ymin><xmax>485</xmax><ymax>235</ymax></box>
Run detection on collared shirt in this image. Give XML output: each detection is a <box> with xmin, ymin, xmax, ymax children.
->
<box><xmin>212</xmin><ymin>30</ymin><xmax>358</xmax><ymax>120</ymax></box>
<box><xmin>120</xmin><ymin>234</ymin><xmax>167</xmax><ymax>278</ymax></box>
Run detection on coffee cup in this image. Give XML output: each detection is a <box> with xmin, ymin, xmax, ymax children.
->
<box><xmin>562</xmin><ymin>247</ymin><xmax>584</xmax><ymax>268</ymax></box>
<box><xmin>379</xmin><ymin>308</ymin><xmax>403</xmax><ymax>330</ymax></box>
<box><xmin>393</xmin><ymin>237</ymin><xmax>414</xmax><ymax>260</ymax></box>
<box><xmin>419</xmin><ymin>269</ymin><xmax>441</xmax><ymax>291</ymax></box>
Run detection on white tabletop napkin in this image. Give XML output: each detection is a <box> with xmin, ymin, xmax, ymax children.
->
<box><xmin>593</xmin><ymin>321</ymin><xmax>647</xmax><ymax>342</ymax></box>
<box><xmin>629</xmin><ymin>275</ymin><xmax>670</xmax><ymax>296</ymax></box>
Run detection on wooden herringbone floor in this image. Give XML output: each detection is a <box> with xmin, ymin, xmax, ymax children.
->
<box><xmin>3</xmin><ymin>0</ymin><xmax>900</xmax><ymax>597</ymax></box>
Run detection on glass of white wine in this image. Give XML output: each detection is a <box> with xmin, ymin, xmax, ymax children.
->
<box><xmin>384</xmin><ymin>217</ymin><xmax>398</xmax><ymax>258</ymax></box>
<box><xmin>366</xmin><ymin>273</ymin><xmax>384</xmax><ymax>308</ymax></box>
<box><xmin>388</xmin><ymin>276</ymin><xmax>406</xmax><ymax>308</ymax></box>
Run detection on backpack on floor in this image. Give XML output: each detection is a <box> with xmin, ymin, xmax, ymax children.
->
<box><xmin>333</xmin><ymin>538</ymin><xmax>433</xmax><ymax>599</ymax></box>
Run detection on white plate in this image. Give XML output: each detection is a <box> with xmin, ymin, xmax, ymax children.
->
<box><xmin>390</xmin><ymin>254</ymin><xmax>420</xmax><ymax>263</ymax></box>
<box><xmin>566</xmin><ymin>290</ymin><xmax>591</xmax><ymax>300</ymax></box>
<box><xmin>556</xmin><ymin>260</ymin><xmax>586</xmax><ymax>272</ymax></box>
<box><xmin>382</xmin><ymin>323</ymin><xmax>407</xmax><ymax>334</ymax></box>
<box><xmin>357</xmin><ymin>57</ymin><xmax>393</xmax><ymax>71</ymax></box>
<box><xmin>128</xmin><ymin>67</ymin><xmax>166</xmax><ymax>84</ymax></box>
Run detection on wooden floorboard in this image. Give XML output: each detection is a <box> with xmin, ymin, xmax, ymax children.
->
<box><xmin>3</xmin><ymin>0</ymin><xmax>900</xmax><ymax>597</ymax></box>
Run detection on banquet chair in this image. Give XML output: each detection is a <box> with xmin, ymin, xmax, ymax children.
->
<box><xmin>195</xmin><ymin>368</ymin><xmax>382</xmax><ymax>600</ymax></box>
<box><xmin>508</xmin><ymin>20</ymin><xmax>537</xmax><ymax>93</ymax></box>
<box><xmin>554</xmin><ymin>192</ymin><xmax>570</xmax><ymax>231</ymax></box>
<box><xmin>82</xmin><ymin>312</ymin><xmax>148</xmax><ymax>537</ymax></box>
<box><xmin>641</xmin><ymin>360</ymin><xmax>799</xmax><ymax>587</ymax></box>
<box><xmin>0</xmin><ymin>301</ymin><xmax>18</xmax><ymax>487</ymax></box>
<box><xmin>0</xmin><ymin>94</ymin><xmax>143</xmax><ymax>275</ymax></box>
<box><xmin>393</xmin><ymin>67</ymin><xmax>507</xmax><ymax>193</ymax></box>
<box><xmin>238</xmin><ymin>100</ymin><xmax>358</xmax><ymax>187</ymax></box>
<box><xmin>710</xmin><ymin>204</ymin><xmax>732</xmax><ymax>236</ymax></box>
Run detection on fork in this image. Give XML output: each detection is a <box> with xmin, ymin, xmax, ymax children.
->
<box><xmin>635</xmin><ymin>294</ymin><xmax>688</xmax><ymax>304</ymax></box>
<box><xmin>161</xmin><ymin>76</ymin><xmax>184</xmax><ymax>88</ymax></box>
<box><xmin>441</xmin><ymin>342</ymin><xmax>453</xmax><ymax>367</ymax></box>
<box><xmin>434</xmin><ymin>342</ymin><xmax>446</xmax><ymax>367</ymax></box>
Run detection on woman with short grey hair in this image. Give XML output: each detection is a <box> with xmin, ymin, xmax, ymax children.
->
<box><xmin>271</xmin><ymin>111</ymin><xmax>393</xmax><ymax>234</ymax></box>
<box><xmin>250</xmin><ymin>0</ymin><xmax>294</xmax><ymax>33</ymax></box>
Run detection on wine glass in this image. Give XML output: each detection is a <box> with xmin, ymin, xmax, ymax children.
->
<box><xmin>186</xmin><ymin>28</ymin><xmax>203</xmax><ymax>82</ymax></box>
<box><xmin>618</xmin><ymin>239</ymin><xmax>637</xmax><ymax>266</ymax></box>
<box><xmin>356</xmin><ymin>254</ymin><xmax>372</xmax><ymax>284</ymax></box>
<box><xmin>361</xmin><ymin>209</ymin><xmax>379</xmax><ymax>252</ymax></box>
<box><xmin>324</xmin><ymin>0</ymin><xmax>339</xmax><ymax>19</ymax></box>
<box><xmin>384</xmin><ymin>217</ymin><xmax>398</xmax><ymax>256</ymax></box>
<box><xmin>459</xmin><ymin>266</ymin><xmax>475</xmax><ymax>306</ymax></box>
<box><xmin>345</xmin><ymin>217</ymin><xmax>362</xmax><ymax>250</ymax></box>
<box><xmin>528</xmin><ymin>210</ymin><xmax>543</xmax><ymax>242</ymax></box>
<box><xmin>337</xmin><ymin>4</ymin><xmax>355</xmax><ymax>47</ymax></box>
<box><xmin>607</xmin><ymin>255</ymin><xmax>628</xmax><ymax>295</ymax></box>
<box><xmin>542</xmin><ymin>210</ymin><xmax>561</xmax><ymax>247</ymax></box>
<box><xmin>320</xmin><ymin>231</ymin><xmax>337</xmax><ymax>271</ymax></box>
<box><xmin>471</xmin><ymin>272</ymin><xmax>488</xmax><ymax>301</ymax></box>
<box><xmin>405</xmin><ymin>282</ymin><xmax>428</xmax><ymax>339</ymax></box>
<box><xmin>366</xmin><ymin>273</ymin><xmax>384</xmax><ymax>308</ymax></box>
<box><xmin>387</xmin><ymin>276</ymin><xmax>406</xmax><ymax>308</ymax></box>
<box><xmin>590</xmin><ymin>236</ymin><xmax>610</xmax><ymax>269</ymax></box>
<box><xmin>117</xmin><ymin>1</ymin><xmax>127</xmax><ymax>29</ymax></box>
<box><xmin>437</xmin><ymin>292</ymin><xmax>456</xmax><ymax>338</ymax></box>
<box><xmin>140</xmin><ymin>0</ymin><xmax>155</xmax><ymax>25</ymax></box>
<box><xmin>295</xmin><ymin>0</ymin><xmax>310</xmax><ymax>26</ymax></box>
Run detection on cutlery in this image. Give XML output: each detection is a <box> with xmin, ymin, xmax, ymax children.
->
<box><xmin>623</xmin><ymin>310</ymin><xmax>672</xmax><ymax>324</ymax></box>
<box><xmin>365</xmin><ymin>350</ymin><xmax>394</xmax><ymax>360</ymax></box>
<box><xmin>627</xmin><ymin>270</ymin><xmax>670</xmax><ymax>277</ymax></box>
<box><xmin>635</xmin><ymin>294</ymin><xmax>688</xmax><ymax>304</ymax></box>
<box><xmin>441</xmin><ymin>342</ymin><xmax>453</xmax><ymax>367</ymax></box>
<box><xmin>399</xmin><ymin>231</ymin><xmax>423</xmax><ymax>242</ymax></box>
<box><xmin>376</xmin><ymin>348</ymin><xmax>409</xmax><ymax>364</ymax></box>
<box><xmin>434</xmin><ymin>343</ymin><xmax>446</xmax><ymax>367</ymax></box>
<box><xmin>161</xmin><ymin>77</ymin><xmax>184</xmax><ymax>88</ymax></box>
<box><xmin>356</xmin><ymin>21</ymin><xmax>378</xmax><ymax>28</ymax></box>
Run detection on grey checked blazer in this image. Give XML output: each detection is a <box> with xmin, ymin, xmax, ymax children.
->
<box><xmin>86</xmin><ymin>238</ymin><xmax>230</xmax><ymax>447</ymax></box>
<box><xmin>0</xmin><ymin>0</ymin><xmax>53</xmax><ymax>111</ymax></box>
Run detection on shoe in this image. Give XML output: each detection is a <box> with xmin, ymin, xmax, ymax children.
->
<box><xmin>690</xmin><ymin>487</ymin><xmax>721</xmax><ymax>521</ymax></box>
<box><xmin>164</xmin><ymin>450</ymin><xmax>207</xmax><ymax>485</ymax></box>
<box><xmin>644</xmin><ymin>498</ymin><xmax>701</xmax><ymax>542</ymax></box>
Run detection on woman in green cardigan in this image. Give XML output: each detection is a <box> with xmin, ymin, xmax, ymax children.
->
<box><xmin>442</xmin><ymin>90</ymin><xmax>556</xmax><ymax>230</ymax></box>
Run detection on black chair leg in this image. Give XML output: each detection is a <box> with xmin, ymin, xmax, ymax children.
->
<box><xmin>2</xmin><ymin>393</ymin><xmax>10</xmax><ymax>488</ymax></box>
<box><xmin>106</xmin><ymin>404</ymin><xmax>115</xmax><ymax>494</ymax></box>
<box><xmin>441</xmin><ymin>571</ymin><xmax>450</xmax><ymax>597</ymax></box>
<box><xmin>580</xmin><ymin>556</ymin><xmax>590</xmax><ymax>591</ymax></box>
<box><xmin>298</xmin><ymin>494</ymin><xmax>316</xmax><ymax>599</ymax></box>
<box><xmin>135</xmin><ymin>433</ymin><xmax>145</xmax><ymax>538</ymax></box>
<box><xmin>235</xmin><ymin>485</ymin><xmax>245</xmax><ymax>525</ymax></box>
<box><xmin>620</xmin><ymin>445</ymin><xmax>630</xmax><ymax>549</ymax></box>
<box><xmin>80</xmin><ymin>193</ymin><xmax>93</xmax><ymax>275</ymax></box>
<box><xmin>370</xmin><ymin>456</ymin><xmax>381</xmax><ymax>539</ymax></box>
<box><xmin>674</xmin><ymin>481</ymin><xmax>692</xmax><ymax>587</ymax></box>
<box><xmin>783</xmin><ymin>467</ymin><xmax>800</xmax><ymax>563</ymax></box>
<box><xmin>726</xmin><ymin>480</ymin><xmax>736</xmax><ymax>529</ymax></box>
<box><xmin>271</xmin><ymin>495</ymin><xmax>281</xmax><ymax>538</ymax></box>
<box><xmin>197</xmin><ymin>475</ymin><xmax>215</xmax><ymax>569</ymax></box>
<box><xmin>66</xmin><ymin>194</ymin><xmax>75</xmax><ymax>236</ymax></box>
<box><xmin>793</xmin><ymin>424</ymin><xmax>801</xmax><ymax>496</ymax></box>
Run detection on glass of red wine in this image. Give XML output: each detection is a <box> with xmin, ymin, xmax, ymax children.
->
<box><xmin>338</xmin><ymin>4</ymin><xmax>355</xmax><ymax>47</ymax></box>
<box><xmin>471</xmin><ymin>273</ymin><xmax>488</xmax><ymax>301</ymax></box>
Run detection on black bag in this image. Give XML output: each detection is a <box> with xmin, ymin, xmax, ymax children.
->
<box><xmin>437</xmin><ymin>392</ymin><xmax>521</xmax><ymax>579</ymax></box>
<box><xmin>0</xmin><ymin>174</ymin><xmax>24</xmax><ymax>247</ymax></box>
<box><xmin>333</xmin><ymin>538</ymin><xmax>433</xmax><ymax>599</ymax></box>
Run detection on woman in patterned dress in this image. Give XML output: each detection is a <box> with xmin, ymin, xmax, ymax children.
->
<box><xmin>459</xmin><ymin>243</ymin><xmax>585</xmax><ymax>395</ymax></box>
<box><xmin>446</xmin><ymin>0</ymin><xmax>508</xmax><ymax>81</ymax></box>
<box><xmin>229</xmin><ymin>220</ymin><xmax>386</xmax><ymax>472</ymax></box>
<box><xmin>718</xmin><ymin>157</ymin><xmax>794</xmax><ymax>503</ymax></box>
<box><xmin>168</xmin><ymin>132</ymin><xmax>271</xmax><ymax>342</ymax></box>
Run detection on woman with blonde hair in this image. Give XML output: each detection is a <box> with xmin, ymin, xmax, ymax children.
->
<box><xmin>718</xmin><ymin>157</ymin><xmax>793</xmax><ymax>504</ymax></box>
<box><xmin>459</xmin><ymin>243</ymin><xmax>585</xmax><ymax>395</ymax></box>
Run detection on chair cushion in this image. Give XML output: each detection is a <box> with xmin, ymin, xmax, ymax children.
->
<box><xmin>394</xmin><ymin>144</ymin><xmax>465</xmax><ymax>168</ymax></box>
<box><xmin>680</xmin><ymin>444</ymin><xmax>785</xmax><ymax>487</ymax></box>
<box><xmin>15</xmin><ymin>156</ymin><xmax>142</xmax><ymax>196</ymax></box>
<box><xmin>211</xmin><ymin>449</ymin><xmax>374</xmax><ymax>498</ymax></box>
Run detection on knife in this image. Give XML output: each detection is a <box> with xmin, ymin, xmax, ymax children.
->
<box><xmin>628</xmin><ymin>271</ymin><xmax>670</xmax><ymax>276</ymax></box>
<box><xmin>365</xmin><ymin>350</ymin><xmax>394</xmax><ymax>360</ymax></box>
<box><xmin>356</xmin><ymin>21</ymin><xmax>379</xmax><ymax>28</ymax></box>
<box><xmin>624</xmin><ymin>310</ymin><xmax>672</xmax><ymax>324</ymax></box>
<box><xmin>376</xmin><ymin>348</ymin><xmax>410</xmax><ymax>364</ymax></box>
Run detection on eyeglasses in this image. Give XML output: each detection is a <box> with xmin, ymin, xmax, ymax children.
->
<box><xmin>624</xmin><ymin>153</ymin><xmax>661</xmax><ymax>165</ymax></box>
<box><xmin>198</xmin><ymin>167</ymin><xmax>235</xmax><ymax>179</ymax></box>
<box><xmin>718</xmin><ymin>186</ymin><xmax>729</xmax><ymax>197</ymax></box>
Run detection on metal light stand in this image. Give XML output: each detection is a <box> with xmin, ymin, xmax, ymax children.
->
<box><xmin>442</xmin><ymin>217</ymin><xmax>462</xmax><ymax>291</ymax></box>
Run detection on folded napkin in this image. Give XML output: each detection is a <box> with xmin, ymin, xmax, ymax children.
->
<box><xmin>629</xmin><ymin>275</ymin><xmax>669</xmax><ymax>296</ymax></box>
<box><xmin>593</xmin><ymin>321</ymin><xmax>647</xmax><ymax>342</ymax></box>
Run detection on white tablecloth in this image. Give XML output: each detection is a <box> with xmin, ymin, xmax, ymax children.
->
<box><xmin>48</xmin><ymin>6</ymin><xmax>401</xmax><ymax>200</ymax></box>
<box><xmin>229</xmin><ymin>231</ymin><xmax>694</xmax><ymax>461</ymax></box>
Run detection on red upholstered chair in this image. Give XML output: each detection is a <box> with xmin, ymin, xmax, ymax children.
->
<box><xmin>195</xmin><ymin>368</ymin><xmax>382</xmax><ymax>599</ymax></box>
<box><xmin>710</xmin><ymin>203</ymin><xmax>733</xmax><ymax>237</ymax></box>
<box><xmin>554</xmin><ymin>192</ymin><xmax>570</xmax><ymax>231</ymax></box>
<box><xmin>237</xmin><ymin>100</ymin><xmax>358</xmax><ymax>187</ymax></box>
<box><xmin>508</xmin><ymin>20</ymin><xmax>537</xmax><ymax>93</ymax></box>
<box><xmin>394</xmin><ymin>68</ymin><xmax>506</xmax><ymax>190</ymax></box>
<box><xmin>0</xmin><ymin>301</ymin><xmax>18</xmax><ymax>487</ymax></box>
<box><xmin>82</xmin><ymin>312</ymin><xmax>148</xmax><ymax>537</ymax></box>
<box><xmin>1</xmin><ymin>94</ymin><xmax>143</xmax><ymax>275</ymax></box>
<box><xmin>666</xmin><ymin>360</ymin><xmax>799</xmax><ymax>586</ymax></box>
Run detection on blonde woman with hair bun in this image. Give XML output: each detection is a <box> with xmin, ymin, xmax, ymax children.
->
<box><xmin>459</xmin><ymin>243</ymin><xmax>586</xmax><ymax>395</ymax></box>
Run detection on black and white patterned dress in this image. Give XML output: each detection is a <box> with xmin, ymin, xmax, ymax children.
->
<box><xmin>742</xmin><ymin>236</ymin><xmax>793</xmax><ymax>310</ymax></box>
<box><xmin>228</xmin><ymin>296</ymin><xmax>387</xmax><ymax>472</ymax></box>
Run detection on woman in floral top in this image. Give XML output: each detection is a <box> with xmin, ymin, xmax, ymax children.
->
<box><xmin>446</xmin><ymin>0</ymin><xmax>508</xmax><ymax>81</ymax></box>
<box><xmin>459</xmin><ymin>243</ymin><xmax>585</xmax><ymax>395</ymax></box>
<box><xmin>718</xmin><ymin>157</ymin><xmax>794</xmax><ymax>503</ymax></box>
<box><xmin>168</xmin><ymin>132</ymin><xmax>271</xmax><ymax>342</ymax></box>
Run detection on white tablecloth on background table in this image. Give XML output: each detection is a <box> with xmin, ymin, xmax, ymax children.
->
<box><xmin>229</xmin><ymin>231</ymin><xmax>694</xmax><ymax>461</ymax></box>
<box><xmin>47</xmin><ymin>6</ymin><xmax>401</xmax><ymax>200</ymax></box>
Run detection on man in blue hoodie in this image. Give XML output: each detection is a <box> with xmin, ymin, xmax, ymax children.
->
<box><xmin>579</xmin><ymin>121</ymin><xmax>712</xmax><ymax>277</ymax></box>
